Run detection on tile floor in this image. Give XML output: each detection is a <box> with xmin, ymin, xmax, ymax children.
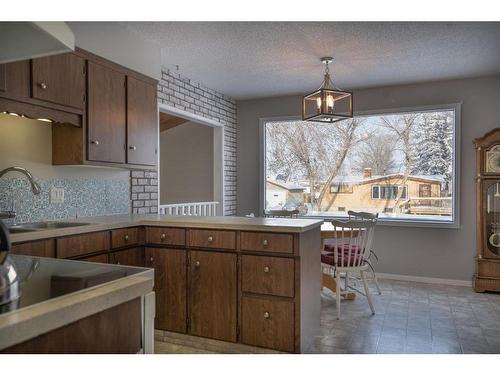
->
<box><xmin>312</xmin><ymin>278</ymin><xmax>500</xmax><ymax>354</ymax></box>
<box><xmin>154</xmin><ymin>278</ymin><xmax>500</xmax><ymax>354</ymax></box>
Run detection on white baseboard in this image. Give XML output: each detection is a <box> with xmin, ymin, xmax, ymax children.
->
<box><xmin>376</xmin><ymin>272</ymin><xmax>472</xmax><ymax>287</ymax></box>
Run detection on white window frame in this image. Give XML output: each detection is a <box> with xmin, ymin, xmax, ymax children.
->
<box><xmin>259</xmin><ymin>103</ymin><xmax>461</xmax><ymax>229</ymax></box>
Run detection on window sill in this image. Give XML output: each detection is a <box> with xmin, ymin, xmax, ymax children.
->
<box><xmin>301</xmin><ymin>215</ymin><xmax>460</xmax><ymax>229</ymax></box>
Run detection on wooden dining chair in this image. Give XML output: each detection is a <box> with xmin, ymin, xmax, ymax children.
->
<box><xmin>321</xmin><ymin>219</ymin><xmax>376</xmax><ymax>319</ymax></box>
<box><xmin>347</xmin><ymin>210</ymin><xmax>382</xmax><ymax>295</ymax></box>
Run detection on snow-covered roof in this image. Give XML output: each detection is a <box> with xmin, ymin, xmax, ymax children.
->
<box><xmin>332</xmin><ymin>173</ymin><xmax>445</xmax><ymax>184</ymax></box>
<box><xmin>267</xmin><ymin>180</ymin><xmax>307</xmax><ymax>191</ymax></box>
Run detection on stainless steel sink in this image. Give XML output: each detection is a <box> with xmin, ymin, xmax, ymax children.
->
<box><xmin>8</xmin><ymin>221</ymin><xmax>92</xmax><ymax>233</ymax></box>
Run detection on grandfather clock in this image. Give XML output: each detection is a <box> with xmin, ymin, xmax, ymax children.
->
<box><xmin>473</xmin><ymin>128</ymin><xmax>500</xmax><ymax>292</ymax></box>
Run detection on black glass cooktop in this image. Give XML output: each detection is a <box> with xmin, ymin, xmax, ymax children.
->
<box><xmin>0</xmin><ymin>254</ymin><xmax>149</xmax><ymax>315</ymax></box>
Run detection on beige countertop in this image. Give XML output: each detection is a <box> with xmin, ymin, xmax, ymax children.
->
<box><xmin>11</xmin><ymin>214</ymin><xmax>324</xmax><ymax>243</ymax></box>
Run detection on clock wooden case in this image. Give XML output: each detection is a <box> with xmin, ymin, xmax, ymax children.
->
<box><xmin>473</xmin><ymin>128</ymin><xmax>500</xmax><ymax>292</ymax></box>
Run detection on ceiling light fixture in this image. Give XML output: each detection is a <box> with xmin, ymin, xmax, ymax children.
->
<box><xmin>302</xmin><ymin>57</ymin><xmax>353</xmax><ymax>123</ymax></box>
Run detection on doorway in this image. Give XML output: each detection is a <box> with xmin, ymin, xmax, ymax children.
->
<box><xmin>158</xmin><ymin>104</ymin><xmax>224</xmax><ymax>215</ymax></box>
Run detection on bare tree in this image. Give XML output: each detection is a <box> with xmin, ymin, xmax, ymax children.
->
<box><xmin>266</xmin><ymin>119</ymin><xmax>363</xmax><ymax>212</ymax></box>
<box><xmin>353</xmin><ymin>133</ymin><xmax>397</xmax><ymax>175</ymax></box>
<box><xmin>380</xmin><ymin>113</ymin><xmax>420</xmax><ymax>212</ymax></box>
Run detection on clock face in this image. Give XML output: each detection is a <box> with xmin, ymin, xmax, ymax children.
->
<box><xmin>486</xmin><ymin>146</ymin><xmax>500</xmax><ymax>173</ymax></box>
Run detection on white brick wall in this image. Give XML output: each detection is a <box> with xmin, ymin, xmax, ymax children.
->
<box><xmin>131</xmin><ymin>69</ymin><xmax>237</xmax><ymax>216</ymax></box>
<box><xmin>157</xmin><ymin>70</ymin><xmax>237</xmax><ymax>216</ymax></box>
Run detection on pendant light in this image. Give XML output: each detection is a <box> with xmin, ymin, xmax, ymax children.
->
<box><xmin>302</xmin><ymin>57</ymin><xmax>353</xmax><ymax>123</ymax></box>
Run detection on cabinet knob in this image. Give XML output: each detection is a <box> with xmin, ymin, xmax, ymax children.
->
<box><xmin>90</xmin><ymin>140</ymin><xmax>99</xmax><ymax>145</ymax></box>
<box><xmin>160</xmin><ymin>233</ymin><xmax>167</xmax><ymax>240</ymax></box>
<box><xmin>195</xmin><ymin>260</ymin><xmax>200</xmax><ymax>268</ymax></box>
<box><xmin>262</xmin><ymin>239</ymin><xmax>269</xmax><ymax>246</ymax></box>
<box><xmin>207</xmin><ymin>236</ymin><xmax>214</xmax><ymax>243</ymax></box>
<box><xmin>149</xmin><ymin>257</ymin><xmax>153</xmax><ymax>262</ymax></box>
<box><xmin>264</xmin><ymin>311</ymin><xmax>270</xmax><ymax>319</ymax></box>
<box><xmin>124</xmin><ymin>234</ymin><xmax>129</xmax><ymax>241</ymax></box>
<box><xmin>39</xmin><ymin>82</ymin><xmax>47</xmax><ymax>89</ymax></box>
<box><xmin>117</xmin><ymin>261</ymin><xmax>121</xmax><ymax>265</ymax></box>
<box><xmin>263</xmin><ymin>266</ymin><xmax>270</xmax><ymax>273</ymax></box>
<box><xmin>129</xmin><ymin>146</ymin><xmax>137</xmax><ymax>150</ymax></box>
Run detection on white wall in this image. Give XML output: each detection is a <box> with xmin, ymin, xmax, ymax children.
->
<box><xmin>160</xmin><ymin>121</ymin><xmax>214</xmax><ymax>204</ymax></box>
<box><xmin>237</xmin><ymin>75</ymin><xmax>500</xmax><ymax>282</ymax></box>
<box><xmin>67</xmin><ymin>22</ymin><xmax>161</xmax><ymax>80</ymax></box>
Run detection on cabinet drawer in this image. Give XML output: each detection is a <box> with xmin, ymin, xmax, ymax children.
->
<box><xmin>189</xmin><ymin>229</ymin><xmax>236</xmax><ymax>250</ymax></box>
<box><xmin>145</xmin><ymin>227</ymin><xmax>186</xmax><ymax>246</ymax></box>
<box><xmin>12</xmin><ymin>239</ymin><xmax>55</xmax><ymax>258</ymax></box>
<box><xmin>241</xmin><ymin>295</ymin><xmax>294</xmax><ymax>352</ymax></box>
<box><xmin>57</xmin><ymin>231</ymin><xmax>110</xmax><ymax>259</ymax></box>
<box><xmin>111</xmin><ymin>227</ymin><xmax>140</xmax><ymax>249</ymax></box>
<box><xmin>241</xmin><ymin>232</ymin><xmax>294</xmax><ymax>254</ymax></box>
<box><xmin>241</xmin><ymin>255</ymin><xmax>294</xmax><ymax>297</ymax></box>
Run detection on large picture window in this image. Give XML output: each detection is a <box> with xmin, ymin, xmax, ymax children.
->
<box><xmin>263</xmin><ymin>106</ymin><xmax>459</xmax><ymax>225</ymax></box>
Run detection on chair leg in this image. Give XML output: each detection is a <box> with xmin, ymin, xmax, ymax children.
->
<box><xmin>335</xmin><ymin>272</ymin><xmax>341</xmax><ymax>320</ymax></box>
<box><xmin>360</xmin><ymin>270</ymin><xmax>375</xmax><ymax>315</ymax></box>
<box><xmin>372</xmin><ymin>272</ymin><xmax>382</xmax><ymax>295</ymax></box>
<box><xmin>344</xmin><ymin>271</ymin><xmax>349</xmax><ymax>290</ymax></box>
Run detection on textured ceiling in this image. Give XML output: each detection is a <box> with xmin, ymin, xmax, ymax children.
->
<box><xmin>123</xmin><ymin>22</ymin><xmax>500</xmax><ymax>100</ymax></box>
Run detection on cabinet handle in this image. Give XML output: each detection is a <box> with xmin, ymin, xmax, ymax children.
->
<box><xmin>195</xmin><ymin>260</ymin><xmax>200</xmax><ymax>268</ymax></box>
<box><xmin>90</xmin><ymin>140</ymin><xmax>99</xmax><ymax>145</ymax></box>
<box><xmin>129</xmin><ymin>146</ymin><xmax>137</xmax><ymax>150</ymax></box>
<box><xmin>124</xmin><ymin>234</ymin><xmax>129</xmax><ymax>241</ymax></box>
<box><xmin>263</xmin><ymin>266</ymin><xmax>270</xmax><ymax>273</ymax></box>
<box><xmin>160</xmin><ymin>233</ymin><xmax>167</xmax><ymax>240</ymax></box>
<box><xmin>207</xmin><ymin>236</ymin><xmax>214</xmax><ymax>243</ymax></box>
<box><xmin>262</xmin><ymin>239</ymin><xmax>269</xmax><ymax>246</ymax></box>
<box><xmin>39</xmin><ymin>82</ymin><xmax>47</xmax><ymax>89</ymax></box>
<box><xmin>264</xmin><ymin>311</ymin><xmax>270</xmax><ymax>319</ymax></box>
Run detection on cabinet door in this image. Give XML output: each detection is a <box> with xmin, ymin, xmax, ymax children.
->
<box><xmin>87</xmin><ymin>61</ymin><xmax>126</xmax><ymax>163</ymax></box>
<box><xmin>0</xmin><ymin>60</ymin><xmax>30</xmax><ymax>97</ymax></box>
<box><xmin>127</xmin><ymin>76</ymin><xmax>158</xmax><ymax>166</ymax></box>
<box><xmin>145</xmin><ymin>248</ymin><xmax>187</xmax><ymax>333</ymax></box>
<box><xmin>110</xmin><ymin>247</ymin><xmax>144</xmax><ymax>267</ymax></box>
<box><xmin>78</xmin><ymin>253</ymin><xmax>109</xmax><ymax>264</ymax></box>
<box><xmin>189</xmin><ymin>250</ymin><xmax>237</xmax><ymax>342</ymax></box>
<box><xmin>32</xmin><ymin>53</ymin><xmax>85</xmax><ymax>109</ymax></box>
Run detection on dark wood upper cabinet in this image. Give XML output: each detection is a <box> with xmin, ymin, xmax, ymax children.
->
<box><xmin>189</xmin><ymin>251</ymin><xmax>237</xmax><ymax>342</ymax></box>
<box><xmin>31</xmin><ymin>53</ymin><xmax>86</xmax><ymax>109</ymax></box>
<box><xmin>0</xmin><ymin>60</ymin><xmax>30</xmax><ymax>97</ymax></box>
<box><xmin>127</xmin><ymin>76</ymin><xmax>158</xmax><ymax>166</ymax></box>
<box><xmin>87</xmin><ymin>61</ymin><xmax>126</xmax><ymax>164</ymax></box>
<box><xmin>146</xmin><ymin>248</ymin><xmax>187</xmax><ymax>333</ymax></box>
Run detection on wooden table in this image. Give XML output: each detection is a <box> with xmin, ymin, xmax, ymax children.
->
<box><xmin>320</xmin><ymin>222</ymin><xmax>358</xmax><ymax>300</ymax></box>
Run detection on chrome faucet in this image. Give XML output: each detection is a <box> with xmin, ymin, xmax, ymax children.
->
<box><xmin>0</xmin><ymin>167</ymin><xmax>41</xmax><ymax>219</ymax></box>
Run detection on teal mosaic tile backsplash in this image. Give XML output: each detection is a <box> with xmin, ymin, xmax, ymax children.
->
<box><xmin>0</xmin><ymin>178</ymin><xmax>130</xmax><ymax>224</ymax></box>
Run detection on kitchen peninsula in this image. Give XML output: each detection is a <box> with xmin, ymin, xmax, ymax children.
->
<box><xmin>8</xmin><ymin>215</ymin><xmax>323</xmax><ymax>353</ymax></box>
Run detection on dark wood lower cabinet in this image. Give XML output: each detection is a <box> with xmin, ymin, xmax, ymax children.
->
<box><xmin>189</xmin><ymin>250</ymin><xmax>237</xmax><ymax>342</ymax></box>
<box><xmin>11</xmin><ymin>239</ymin><xmax>55</xmax><ymax>258</ymax></box>
<box><xmin>241</xmin><ymin>295</ymin><xmax>294</xmax><ymax>352</ymax></box>
<box><xmin>145</xmin><ymin>248</ymin><xmax>187</xmax><ymax>333</ymax></box>
<box><xmin>2</xmin><ymin>298</ymin><xmax>142</xmax><ymax>353</ymax></box>
<box><xmin>78</xmin><ymin>253</ymin><xmax>109</xmax><ymax>264</ymax></box>
<box><xmin>110</xmin><ymin>247</ymin><xmax>144</xmax><ymax>267</ymax></box>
